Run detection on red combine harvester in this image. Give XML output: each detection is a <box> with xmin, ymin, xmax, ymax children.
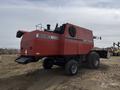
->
<box><xmin>16</xmin><ymin>23</ymin><xmax>107</xmax><ymax>75</ymax></box>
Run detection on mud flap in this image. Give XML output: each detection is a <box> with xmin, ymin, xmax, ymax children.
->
<box><xmin>15</xmin><ymin>57</ymin><xmax>34</xmax><ymax>64</ymax></box>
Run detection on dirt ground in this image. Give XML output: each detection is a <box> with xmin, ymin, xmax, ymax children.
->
<box><xmin>0</xmin><ymin>55</ymin><xmax>120</xmax><ymax>90</ymax></box>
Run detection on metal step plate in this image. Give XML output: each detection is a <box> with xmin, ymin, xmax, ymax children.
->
<box><xmin>15</xmin><ymin>57</ymin><xmax>33</xmax><ymax>64</ymax></box>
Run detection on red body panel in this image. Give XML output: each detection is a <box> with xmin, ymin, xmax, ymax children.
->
<box><xmin>62</xmin><ymin>24</ymin><xmax>93</xmax><ymax>55</ymax></box>
<box><xmin>20</xmin><ymin>23</ymin><xmax>94</xmax><ymax>57</ymax></box>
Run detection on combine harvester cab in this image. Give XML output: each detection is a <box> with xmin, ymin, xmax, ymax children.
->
<box><xmin>16</xmin><ymin>23</ymin><xmax>109</xmax><ymax>75</ymax></box>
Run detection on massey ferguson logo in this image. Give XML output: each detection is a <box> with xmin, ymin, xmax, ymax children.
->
<box><xmin>36</xmin><ymin>33</ymin><xmax>59</xmax><ymax>40</ymax></box>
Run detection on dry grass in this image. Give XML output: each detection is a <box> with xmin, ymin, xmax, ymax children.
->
<box><xmin>0</xmin><ymin>55</ymin><xmax>120</xmax><ymax>90</ymax></box>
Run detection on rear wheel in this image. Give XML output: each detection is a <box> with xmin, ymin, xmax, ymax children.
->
<box><xmin>65</xmin><ymin>60</ymin><xmax>78</xmax><ymax>75</ymax></box>
<box><xmin>43</xmin><ymin>58</ymin><xmax>53</xmax><ymax>69</ymax></box>
<box><xmin>87</xmin><ymin>52</ymin><xmax>100</xmax><ymax>69</ymax></box>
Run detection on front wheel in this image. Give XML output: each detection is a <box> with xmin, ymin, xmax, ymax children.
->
<box><xmin>65</xmin><ymin>60</ymin><xmax>78</xmax><ymax>75</ymax></box>
<box><xmin>87</xmin><ymin>52</ymin><xmax>100</xmax><ymax>69</ymax></box>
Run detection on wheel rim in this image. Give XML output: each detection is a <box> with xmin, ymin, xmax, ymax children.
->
<box><xmin>94</xmin><ymin>60</ymin><xmax>99</xmax><ymax>66</ymax></box>
<box><xmin>71</xmin><ymin>64</ymin><xmax>77</xmax><ymax>74</ymax></box>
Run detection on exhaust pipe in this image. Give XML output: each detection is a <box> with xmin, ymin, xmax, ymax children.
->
<box><xmin>47</xmin><ymin>24</ymin><xmax>50</xmax><ymax>31</ymax></box>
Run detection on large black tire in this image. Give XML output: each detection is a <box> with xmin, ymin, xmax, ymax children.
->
<box><xmin>87</xmin><ymin>52</ymin><xmax>100</xmax><ymax>69</ymax></box>
<box><xmin>65</xmin><ymin>60</ymin><xmax>78</xmax><ymax>75</ymax></box>
<box><xmin>43</xmin><ymin>58</ymin><xmax>53</xmax><ymax>69</ymax></box>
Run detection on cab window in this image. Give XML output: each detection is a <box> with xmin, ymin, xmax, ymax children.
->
<box><xmin>68</xmin><ymin>26</ymin><xmax>76</xmax><ymax>37</ymax></box>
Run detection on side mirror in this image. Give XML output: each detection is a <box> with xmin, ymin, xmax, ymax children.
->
<box><xmin>93</xmin><ymin>36</ymin><xmax>102</xmax><ymax>40</ymax></box>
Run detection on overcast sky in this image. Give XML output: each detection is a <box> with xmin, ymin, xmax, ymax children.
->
<box><xmin>0</xmin><ymin>0</ymin><xmax>120</xmax><ymax>48</ymax></box>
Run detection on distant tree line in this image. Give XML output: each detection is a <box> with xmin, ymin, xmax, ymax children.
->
<box><xmin>0</xmin><ymin>48</ymin><xmax>19</xmax><ymax>54</ymax></box>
